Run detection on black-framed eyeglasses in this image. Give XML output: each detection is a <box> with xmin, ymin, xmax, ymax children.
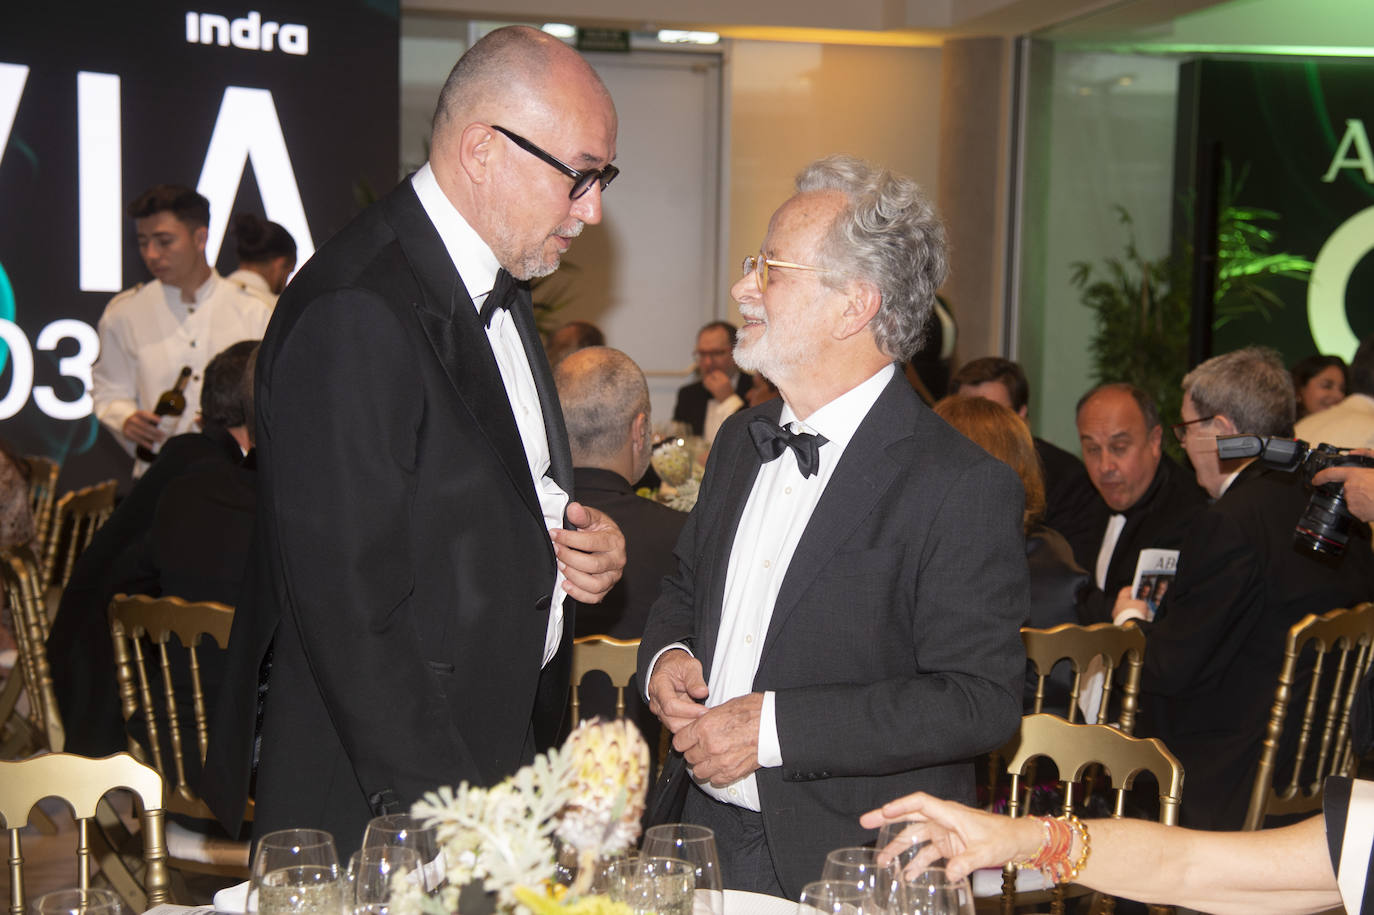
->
<box><xmin>1171</xmin><ymin>415</ymin><xmax>1215</xmax><ymax>443</ymax></box>
<box><xmin>492</xmin><ymin>125</ymin><xmax>619</xmax><ymax>200</ymax></box>
<box><xmin>740</xmin><ymin>254</ymin><xmax>834</xmax><ymax>292</ymax></box>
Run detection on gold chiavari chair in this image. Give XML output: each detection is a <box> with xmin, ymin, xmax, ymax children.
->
<box><xmin>109</xmin><ymin>593</ymin><xmax>250</xmax><ymax>877</ymax></box>
<box><xmin>996</xmin><ymin>714</ymin><xmax>1184</xmax><ymax>915</ymax></box>
<box><xmin>24</xmin><ymin>456</ymin><xmax>60</xmax><ymax>554</ymax></box>
<box><xmin>0</xmin><ymin>752</ymin><xmax>171</xmax><ymax>915</ymax></box>
<box><xmin>43</xmin><ymin>479</ymin><xmax>117</xmax><ymax>591</ymax></box>
<box><xmin>0</xmin><ymin>546</ymin><xmax>64</xmax><ymax>757</ymax></box>
<box><xmin>1243</xmin><ymin>602</ymin><xmax>1374</xmax><ymax>831</ymax></box>
<box><xmin>1021</xmin><ymin>622</ymin><xmax>1146</xmax><ymax>734</ymax></box>
<box><xmin>570</xmin><ymin>635</ymin><xmax>641</xmax><ymax>723</ymax></box>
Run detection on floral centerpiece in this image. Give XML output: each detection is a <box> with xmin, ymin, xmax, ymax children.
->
<box><xmin>390</xmin><ymin>719</ymin><xmax>650</xmax><ymax>915</ymax></box>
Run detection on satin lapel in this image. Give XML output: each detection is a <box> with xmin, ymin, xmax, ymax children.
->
<box><xmin>507</xmin><ymin>284</ymin><xmax>574</xmax><ymax>496</ymax></box>
<box><xmin>758</xmin><ymin>374</ymin><xmax>912</xmax><ymax>667</ymax></box>
<box><xmin>382</xmin><ymin>185</ymin><xmax>544</xmax><ymax>523</ymax></box>
<box><xmin>697</xmin><ymin>405</ymin><xmax>771</xmax><ymax>678</ymax></box>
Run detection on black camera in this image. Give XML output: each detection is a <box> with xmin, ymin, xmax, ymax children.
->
<box><xmin>1215</xmin><ymin>434</ymin><xmax>1374</xmax><ymax>558</ymax></box>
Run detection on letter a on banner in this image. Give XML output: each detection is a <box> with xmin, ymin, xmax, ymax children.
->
<box><xmin>198</xmin><ymin>87</ymin><xmax>315</xmax><ymax>268</ymax></box>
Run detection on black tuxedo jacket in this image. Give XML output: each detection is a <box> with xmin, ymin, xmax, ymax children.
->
<box><xmin>672</xmin><ymin>374</ymin><xmax>752</xmax><ymax>436</ymax></box>
<box><xmin>1078</xmin><ymin>456</ymin><xmax>1207</xmax><ymax>623</ymax></box>
<box><xmin>1139</xmin><ymin>463</ymin><xmax>1374</xmax><ymax>829</ymax></box>
<box><xmin>639</xmin><ymin>373</ymin><xmax>1027</xmax><ymax>897</ymax></box>
<box><xmin>203</xmin><ymin>179</ymin><xmax>575</xmax><ymax>853</ymax></box>
<box><xmin>1034</xmin><ymin>437</ymin><xmax>1108</xmax><ymax>570</ymax></box>
<box><xmin>47</xmin><ymin>425</ymin><xmax>244</xmax><ymax>756</ymax></box>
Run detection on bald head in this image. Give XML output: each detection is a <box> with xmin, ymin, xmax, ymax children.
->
<box><xmin>432</xmin><ymin>26</ymin><xmax>611</xmax><ymax>146</ymax></box>
<box><xmin>555</xmin><ymin>347</ymin><xmax>652</xmax><ymax>481</ymax></box>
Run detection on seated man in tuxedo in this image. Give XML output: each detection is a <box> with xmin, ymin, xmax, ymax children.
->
<box><xmin>640</xmin><ymin>156</ymin><xmax>1028</xmax><ymax>898</ymax></box>
<box><xmin>672</xmin><ymin>321</ymin><xmax>752</xmax><ymax>443</ymax></box>
<box><xmin>555</xmin><ymin>346</ymin><xmax>685</xmax><ymax>753</ymax></box>
<box><xmin>1123</xmin><ymin>347</ymin><xmax>1374</xmax><ymax>830</ymax></box>
<box><xmin>1075</xmin><ymin>382</ymin><xmax>1207</xmax><ymax>624</ymax></box>
<box><xmin>950</xmin><ymin>356</ymin><xmax>1107</xmax><ymax>568</ymax></box>
<box><xmin>47</xmin><ymin>340</ymin><xmax>259</xmax><ymax>756</ymax></box>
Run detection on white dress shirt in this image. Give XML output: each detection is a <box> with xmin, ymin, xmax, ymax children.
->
<box><xmin>227</xmin><ymin>267</ymin><xmax>278</xmax><ymax>308</ymax></box>
<box><xmin>92</xmin><ymin>271</ymin><xmax>271</xmax><ymax>468</ymax></box>
<box><xmin>696</xmin><ymin>363</ymin><xmax>894</xmax><ymax>810</ymax></box>
<box><xmin>702</xmin><ymin>383</ymin><xmax>745</xmax><ymax>445</ymax></box>
<box><xmin>412</xmin><ymin>163</ymin><xmax>569</xmax><ymax>666</ymax></box>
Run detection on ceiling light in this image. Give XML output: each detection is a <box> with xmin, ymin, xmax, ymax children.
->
<box><xmin>657</xmin><ymin>30</ymin><xmax>720</xmax><ymax>45</ymax></box>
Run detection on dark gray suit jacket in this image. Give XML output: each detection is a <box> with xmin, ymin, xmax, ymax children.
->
<box><xmin>639</xmin><ymin>372</ymin><xmax>1028</xmax><ymax>897</ymax></box>
<box><xmin>204</xmin><ymin>179</ymin><xmax>574</xmax><ymax>853</ymax></box>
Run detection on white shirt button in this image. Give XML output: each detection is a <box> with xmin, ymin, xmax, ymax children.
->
<box><xmin>762</xmin><ymin>559</ymin><xmax>771</xmax><ymax>569</ymax></box>
<box><xmin>785</xmin><ymin>486</ymin><xmax>792</xmax><ymax>495</ymax></box>
<box><xmin>744</xmin><ymin>634</ymin><xmax>753</xmax><ymax>644</ymax></box>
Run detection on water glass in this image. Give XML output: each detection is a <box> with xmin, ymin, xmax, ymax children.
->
<box><xmin>605</xmin><ymin>855</ymin><xmax>695</xmax><ymax>915</ymax></box>
<box><xmin>641</xmin><ymin>823</ymin><xmax>723</xmax><ymax>915</ymax></box>
<box><xmin>896</xmin><ymin>867</ymin><xmax>974</xmax><ymax>915</ymax></box>
<box><xmin>797</xmin><ymin>880</ymin><xmax>867</xmax><ymax>915</ymax></box>
<box><xmin>875</xmin><ymin>817</ymin><xmax>933</xmax><ymax>878</ymax></box>
<box><xmin>821</xmin><ymin>847</ymin><xmax>899</xmax><ymax>911</ymax></box>
<box><xmin>250</xmin><ymin>828</ymin><xmax>343</xmax><ymax>915</ymax></box>
<box><xmin>31</xmin><ymin>888</ymin><xmax>124</xmax><ymax>915</ymax></box>
<box><xmin>352</xmin><ymin>845</ymin><xmax>422</xmax><ymax>915</ymax></box>
<box><xmin>362</xmin><ymin>814</ymin><xmax>443</xmax><ymax>891</ymax></box>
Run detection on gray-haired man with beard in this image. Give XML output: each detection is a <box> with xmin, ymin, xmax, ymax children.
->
<box><xmin>639</xmin><ymin>156</ymin><xmax>1028</xmax><ymax>898</ymax></box>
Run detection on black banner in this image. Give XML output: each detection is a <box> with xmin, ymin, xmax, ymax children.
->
<box><xmin>1</xmin><ymin>0</ymin><xmax>398</xmax><ymax>488</ymax></box>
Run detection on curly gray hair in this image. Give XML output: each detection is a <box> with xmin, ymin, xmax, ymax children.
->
<box><xmin>795</xmin><ymin>155</ymin><xmax>948</xmax><ymax>361</ymax></box>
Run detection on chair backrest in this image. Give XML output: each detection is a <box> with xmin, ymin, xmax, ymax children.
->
<box><xmin>0</xmin><ymin>752</ymin><xmax>170</xmax><ymax>915</ymax></box>
<box><xmin>25</xmin><ymin>456</ymin><xmax>60</xmax><ymax>554</ymax></box>
<box><xmin>1001</xmin><ymin>713</ymin><xmax>1183</xmax><ymax>915</ymax></box>
<box><xmin>0</xmin><ymin>546</ymin><xmax>64</xmax><ymax>754</ymax></box>
<box><xmin>44</xmin><ymin>479</ymin><xmax>117</xmax><ymax>590</ymax></box>
<box><xmin>109</xmin><ymin>594</ymin><xmax>237</xmax><ymax>821</ymax></box>
<box><xmin>1243</xmin><ymin>602</ymin><xmax>1374</xmax><ymax>831</ymax></box>
<box><xmin>1021</xmin><ymin>622</ymin><xmax>1146</xmax><ymax>734</ymax></box>
<box><xmin>570</xmin><ymin>635</ymin><xmax>640</xmax><ymax>722</ymax></box>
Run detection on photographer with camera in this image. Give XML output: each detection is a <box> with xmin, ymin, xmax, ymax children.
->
<box><xmin>1115</xmin><ymin>347</ymin><xmax>1374</xmax><ymax>830</ymax></box>
<box><xmin>1316</xmin><ymin>458</ymin><xmax>1374</xmax><ymax>523</ymax></box>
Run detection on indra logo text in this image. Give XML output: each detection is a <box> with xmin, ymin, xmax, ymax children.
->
<box><xmin>185</xmin><ymin>10</ymin><xmax>308</xmax><ymax>55</ymax></box>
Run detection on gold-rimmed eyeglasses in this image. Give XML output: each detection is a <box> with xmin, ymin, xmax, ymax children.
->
<box><xmin>492</xmin><ymin>125</ymin><xmax>620</xmax><ymax>200</ymax></box>
<box><xmin>740</xmin><ymin>254</ymin><xmax>833</xmax><ymax>292</ymax></box>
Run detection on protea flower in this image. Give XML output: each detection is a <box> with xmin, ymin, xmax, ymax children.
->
<box><xmin>555</xmin><ymin>719</ymin><xmax>649</xmax><ymax>896</ymax></box>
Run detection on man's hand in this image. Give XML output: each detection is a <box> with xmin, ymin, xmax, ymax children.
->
<box><xmin>122</xmin><ymin>410</ymin><xmax>165</xmax><ymax>449</ymax></box>
<box><xmin>551</xmin><ymin>502</ymin><xmax>626</xmax><ymax>603</ymax></box>
<box><xmin>676</xmin><ymin>692</ymin><xmax>763</xmax><ymax>787</ymax></box>
<box><xmin>1111</xmin><ymin>585</ymin><xmax>1151</xmax><ymax>624</ymax></box>
<box><xmin>647</xmin><ymin>649</ymin><xmax>708</xmax><ymax>733</ymax></box>
<box><xmin>1313</xmin><ymin>459</ymin><xmax>1374</xmax><ymax>524</ymax></box>
<box><xmin>702</xmin><ymin>369</ymin><xmax>735</xmax><ymax>403</ymax></box>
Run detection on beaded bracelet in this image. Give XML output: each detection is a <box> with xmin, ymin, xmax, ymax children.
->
<box><xmin>1014</xmin><ymin>813</ymin><xmax>1092</xmax><ymax>884</ymax></box>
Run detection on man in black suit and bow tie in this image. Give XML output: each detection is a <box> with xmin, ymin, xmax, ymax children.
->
<box><xmin>204</xmin><ymin>25</ymin><xmax>627</xmax><ymax>853</ymax></box>
<box><xmin>639</xmin><ymin>156</ymin><xmax>1028</xmax><ymax>898</ymax></box>
<box><xmin>673</xmin><ymin>321</ymin><xmax>753</xmax><ymax>443</ymax></box>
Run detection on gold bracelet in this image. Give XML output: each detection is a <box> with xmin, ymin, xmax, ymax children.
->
<box><xmin>1060</xmin><ymin>813</ymin><xmax>1092</xmax><ymax>883</ymax></box>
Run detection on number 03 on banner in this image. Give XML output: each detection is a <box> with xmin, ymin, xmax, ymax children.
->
<box><xmin>0</xmin><ymin>318</ymin><xmax>100</xmax><ymax>420</ymax></box>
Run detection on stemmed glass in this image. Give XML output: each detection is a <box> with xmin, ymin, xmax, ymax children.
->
<box><xmin>641</xmin><ymin>823</ymin><xmax>723</xmax><ymax>915</ymax></box>
<box><xmin>351</xmin><ymin>845</ymin><xmax>422</xmax><ymax>915</ymax></box>
<box><xmin>821</xmin><ymin>847</ymin><xmax>899</xmax><ymax>912</ymax></box>
<box><xmin>31</xmin><ymin>888</ymin><xmax>124</xmax><ymax>915</ymax></box>
<box><xmin>798</xmin><ymin>880</ymin><xmax>868</xmax><ymax>915</ymax></box>
<box><xmin>604</xmin><ymin>855</ymin><xmax>696</xmax><ymax>915</ymax></box>
<box><xmin>895</xmin><ymin>867</ymin><xmax>974</xmax><ymax>915</ymax></box>
<box><xmin>249</xmin><ymin>828</ymin><xmax>343</xmax><ymax>915</ymax></box>
<box><xmin>362</xmin><ymin>814</ymin><xmax>443</xmax><ymax>892</ymax></box>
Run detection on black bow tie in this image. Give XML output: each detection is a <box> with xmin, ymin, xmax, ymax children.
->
<box><xmin>749</xmin><ymin>416</ymin><xmax>828</xmax><ymax>478</ymax></box>
<box><xmin>479</xmin><ymin>268</ymin><xmax>518</xmax><ymax>327</ymax></box>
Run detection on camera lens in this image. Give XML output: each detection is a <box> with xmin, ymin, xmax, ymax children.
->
<box><xmin>1294</xmin><ymin>486</ymin><xmax>1352</xmax><ymax>558</ymax></box>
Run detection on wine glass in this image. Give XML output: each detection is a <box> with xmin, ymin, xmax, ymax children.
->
<box><xmin>250</xmin><ymin>828</ymin><xmax>343</xmax><ymax>915</ymax></box>
<box><xmin>362</xmin><ymin>814</ymin><xmax>443</xmax><ymax>891</ymax></box>
<box><xmin>605</xmin><ymin>855</ymin><xmax>695</xmax><ymax>915</ymax></box>
<box><xmin>352</xmin><ymin>845</ymin><xmax>422</xmax><ymax>915</ymax></box>
<box><xmin>895</xmin><ymin>867</ymin><xmax>974</xmax><ymax>915</ymax></box>
<box><xmin>641</xmin><ymin>824</ymin><xmax>723</xmax><ymax>915</ymax></box>
<box><xmin>821</xmin><ymin>847</ymin><xmax>899</xmax><ymax>912</ymax></box>
<box><xmin>31</xmin><ymin>888</ymin><xmax>124</xmax><ymax>915</ymax></box>
<box><xmin>797</xmin><ymin>880</ymin><xmax>867</xmax><ymax>915</ymax></box>
<box><xmin>875</xmin><ymin>816</ymin><xmax>933</xmax><ymax>879</ymax></box>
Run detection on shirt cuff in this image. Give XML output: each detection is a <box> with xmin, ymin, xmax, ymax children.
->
<box><xmin>1114</xmin><ymin>606</ymin><xmax>1151</xmax><ymax>625</ymax></box>
<box><xmin>757</xmin><ymin>691</ymin><xmax>781</xmax><ymax>768</ymax></box>
<box><xmin>645</xmin><ymin>642</ymin><xmax>693</xmax><ymax>701</ymax></box>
